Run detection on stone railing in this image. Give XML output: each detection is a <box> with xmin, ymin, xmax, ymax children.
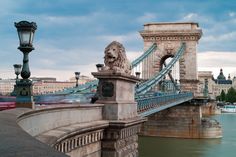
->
<box><xmin>0</xmin><ymin>108</ymin><xmax>68</xmax><ymax>157</ymax></box>
<box><xmin>17</xmin><ymin>104</ymin><xmax>104</xmax><ymax>136</ymax></box>
<box><xmin>0</xmin><ymin>104</ymin><xmax>110</xmax><ymax>157</ymax></box>
<box><xmin>55</xmin><ymin>129</ymin><xmax>104</xmax><ymax>153</ymax></box>
<box><xmin>16</xmin><ymin>104</ymin><xmax>109</xmax><ymax>157</ymax></box>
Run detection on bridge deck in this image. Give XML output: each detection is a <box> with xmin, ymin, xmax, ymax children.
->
<box><xmin>137</xmin><ymin>92</ymin><xmax>193</xmax><ymax>116</ymax></box>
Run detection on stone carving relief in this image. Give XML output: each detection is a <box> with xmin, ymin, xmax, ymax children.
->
<box><xmin>54</xmin><ymin>129</ymin><xmax>104</xmax><ymax>153</ymax></box>
<box><xmin>102</xmin><ymin>41</ymin><xmax>131</xmax><ymax>74</ymax></box>
<box><xmin>142</xmin><ymin>35</ymin><xmax>200</xmax><ymax>42</ymax></box>
<box><xmin>164</xmin><ymin>42</ymin><xmax>174</xmax><ymax>55</ymax></box>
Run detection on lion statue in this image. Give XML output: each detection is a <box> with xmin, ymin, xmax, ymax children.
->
<box><xmin>102</xmin><ymin>41</ymin><xmax>131</xmax><ymax>74</ymax></box>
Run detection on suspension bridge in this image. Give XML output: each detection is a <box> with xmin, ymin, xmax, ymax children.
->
<box><xmin>0</xmin><ymin>22</ymin><xmax>222</xmax><ymax>157</ymax></box>
<box><xmin>36</xmin><ymin>26</ymin><xmax>194</xmax><ymax>117</ymax></box>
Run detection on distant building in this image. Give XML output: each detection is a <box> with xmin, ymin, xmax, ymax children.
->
<box><xmin>197</xmin><ymin>71</ymin><xmax>215</xmax><ymax>98</ymax></box>
<box><xmin>0</xmin><ymin>76</ymin><xmax>94</xmax><ymax>96</ymax></box>
<box><xmin>33</xmin><ymin>80</ymin><xmax>75</xmax><ymax>95</ymax></box>
<box><xmin>213</xmin><ymin>69</ymin><xmax>232</xmax><ymax>97</ymax></box>
<box><xmin>197</xmin><ymin>69</ymin><xmax>236</xmax><ymax>99</ymax></box>
<box><xmin>0</xmin><ymin>79</ymin><xmax>15</xmax><ymax>95</ymax></box>
<box><xmin>31</xmin><ymin>77</ymin><xmax>57</xmax><ymax>82</ymax></box>
<box><xmin>69</xmin><ymin>75</ymin><xmax>95</xmax><ymax>85</ymax></box>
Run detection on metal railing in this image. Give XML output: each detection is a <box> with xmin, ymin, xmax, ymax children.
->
<box><xmin>137</xmin><ymin>92</ymin><xmax>193</xmax><ymax>116</ymax></box>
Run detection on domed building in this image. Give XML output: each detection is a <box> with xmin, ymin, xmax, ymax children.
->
<box><xmin>197</xmin><ymin>69</ymin><xmax>235</xmax><ymax>99</ymax></box>
<box><xmin>212</xmin><ymin>69</ymin><xmax>233</xmax><ymax>98</ymax></box>
<box><xmin>215</xmin><ymin>69</ymin><xmax>232</xmax><ymax>84</ymax></box>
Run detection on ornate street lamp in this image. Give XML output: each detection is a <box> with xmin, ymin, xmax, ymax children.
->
<box><xmin>13</xmin><ymin>64</ymin><xmax>22</xmax><ymax>80</ymax></box>
<box><xmin>96</xmin><ymin>64</ymin><xmax>104</xmax><ymax>72</ymax></box>
<box><xmin>11</xmin><ymin>64</ymin><xmax>22</xmax><ymax>96</ymax></box>
<box><xmin>75</xmin><ymin>72</ymin><xmax>80</xmax><ymax>87</ymax></box>
<box><xmin>14</xmin><ymin>21</ymin><xmax>37</xmax><ymax>108</ymax></box>
<box><xmin>135</xmin><ymin>72</ymin><xmax>141</xmax><ymax>78</ymax></box>
<box><xmin>15</xmin><ymin>21</ymin><xmax>37</xmax><ymax>79</ymax></box>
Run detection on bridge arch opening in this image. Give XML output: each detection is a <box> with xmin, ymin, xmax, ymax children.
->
<box><xmin>159</xmin><ymin>55</ymin><xmax>180</xmax><ymax>92</ymax></box>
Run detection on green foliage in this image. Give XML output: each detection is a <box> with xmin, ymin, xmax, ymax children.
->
<box><xmin>216</xmin><ymin>95</ymin><xmax>221</xmax><ymax>101</ymax></box>
<box><xmin>219</xmin><ymin>90</ymin><xmax>226</xmax><ymax>101</ymax></box>
<box><xmin>226</xmin><ymin>87</ymin><xmax>236</xmax><ymax>103</ymax></box>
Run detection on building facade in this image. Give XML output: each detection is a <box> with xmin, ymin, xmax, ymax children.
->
<box><xmin>197</xmin><ymin>69</ymin><xmax>235</xmax><ymax>99</ymax></box>
<box><xmin>0</xmin><ymin>76</ymin><xmax>94</xmax><ymax>96</ymax></box>
<box><xmin>0</xmin><ymin>79</ymin><xmax>15</xmax><ymax>95</ymax></box>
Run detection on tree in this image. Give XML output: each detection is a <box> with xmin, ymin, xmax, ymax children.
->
<box><xmin>219</xmin><ymin>90</ymin><xmax>226</xmax><ymax>101</ymax></box>
<box><xmin>226</xmin><ymin>87</ymin><xmax>236</xmax><ymax>103</ymax></box>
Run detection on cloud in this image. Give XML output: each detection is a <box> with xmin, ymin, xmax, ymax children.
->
<box><xmin>1</xmin><ymin>0</ymin><xmax>236</xmax><ymax>82</ymax></box>
<box><xmin>33</xmin><ymin>50</ymin><xmax>143</xmax><ymax>81</ymax></box>
<box><xmin>201</xmin><ymin>31</ymin><xmax>236</xmax><ymax>42</ymax></box>
<box><xmin>186</xmin><ymin>14</ymin><xmax>236</xmax><ymax>52</ymax></box>
<box><xmin>198</xmin><ymin>51</ymin><xmax>236</xmax><ymax>78</ymax></box>
<box><xmin>127</xmin><ymin>51</ymin><xmax>142</xmax><ymax>62</ymax></box>
<box><xmin>31</xmin><ymin>42</ymin><xmax>104</xmax><ymax>70</ymax></box>
<box><xmin>99</xmin><ymin>32</ymin><xmax>141</xmax><ymax>44</ymax></box>
<box><xmin>136</xmin><ymin>13</ymin><xmax>157</xmax><ymax>23</ymax></box>
<box><xmin>31</xmin><ymin>63</ymin><xmax>97</xmax><ymax>81</ymax></box>
<box><xmin>229</xmin><ymin>12</ymin><xmax>236</xmax><ymax>17</ymax></box>
<box><xmin>181</xmin><ymin>13</ymin><xmax>215</xmax><ymax>25</ymax></box>
<box><xmin>0</xmin><ymin>0</ymin><xmax>19</xmax><ymax>15</ymax></box>
<box><xmin>183</xmin><ymin>13</ymin><xmax>198</xmax><ymax>21</ymax></box>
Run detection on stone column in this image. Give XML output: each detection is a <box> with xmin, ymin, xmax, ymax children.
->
<box><xmin>92</xmin><ymin>72</ymin><xmax>145</xmax><ymax>157</ymax></box>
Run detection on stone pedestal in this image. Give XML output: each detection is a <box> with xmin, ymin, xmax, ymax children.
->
<box><xmin>92</xmin><ymin>71</ymin><xmax>140</xmax><ymax>120</ymax></box>
<box><xmin>16</xmin><ymin>79</ymin><xmax>34</xmax><ymax>109</ymax></box>
<box><xmin>92</xmin><ymin>71</ymin><xmax>145</xmax><ymax>157</ymax></box>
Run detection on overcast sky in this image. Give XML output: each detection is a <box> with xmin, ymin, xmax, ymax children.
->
<box><xmin>0</xmin><ymin>0</ymin><xmax>236</xmax><ymax>80</ymax></box>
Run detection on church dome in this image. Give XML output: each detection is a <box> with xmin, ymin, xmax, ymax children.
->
<box><xmin>217</xmin><ymin>69</ymin><xmax>226</xmax><ymax>80</ymax></box>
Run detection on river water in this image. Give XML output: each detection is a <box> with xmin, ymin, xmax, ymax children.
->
<box><xmin>139</xmin><ymin>114</ymin><xmax>236</xmax><ymax>157</ymax></box>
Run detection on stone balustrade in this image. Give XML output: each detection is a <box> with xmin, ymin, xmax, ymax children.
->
<box><xmin>0</xmin><ymin>108</ymin><xmax>68</xmax><ymax>157</ymax></box>
<box><xmin>17</xmin><ymin>104</ymin><xmax>104</xmax><ymax>136</ymax></box>
<box><xmin>17</xmin><ymin>104</ymin><xmax>110</xmax><ymax>157</ymax></box>
<box><xmin>0</xmin><ymin>104</ymin><xmax>111</xmax><ymax>157</ymax></box>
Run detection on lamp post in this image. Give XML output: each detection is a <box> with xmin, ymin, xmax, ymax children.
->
<box><xmin>11</xmin><ymin>64</ymin><xmax>22</xmax><ymax>96</ymax></box>
<box><xmin>15</xmin><ymin>21</ymin><xmax>37</xmax><ymax>108</ymax></box>
<box><xmin>13</xmin><ymin>64</ymin><xmax>22</xmax><ymax>80</ymax></box>
<box><xmin>75</xmin><ymin>72</ymin><xmax>80</xmax><ymax>87</ymax></box>
<box><xmin>135</xmin><ymin>72</ymin><xmax>141</xmax><ymax>78</ymax></box>
<box><xmin>15</xmin><ymin>21</ymin><xmax>37</xmax><ymax>79</ymax></box>
<box><xmin>96</xmin><ymin>64</ymin><xmax>104</xmax><ymax>72</ymax></box>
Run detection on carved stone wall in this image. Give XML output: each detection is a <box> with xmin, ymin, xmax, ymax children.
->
<box><xmin>140</xmin><ymin>22</ymin><xmax>202</xmax><ymax>95</ymax></box>
<box><xmin>54</xmin><ymin>129</ymin><xmax>104</xmax><ymax>154</ymax></box>
<box><xmin>102</xmin><ymin>123</ymin><xmax>142</xmax><ymax>157</ymax></box>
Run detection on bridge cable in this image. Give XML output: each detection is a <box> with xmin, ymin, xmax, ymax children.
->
<box><xmin>135</xmin><ymin>42</ymin><xmax>186</xmax><ymax>95</ymax></box>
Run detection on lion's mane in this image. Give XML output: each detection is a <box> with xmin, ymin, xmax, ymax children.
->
<box><xmin>103</xmin><ymin>41</ymin><xmax>131</xmax><ymax>74</ymax></box>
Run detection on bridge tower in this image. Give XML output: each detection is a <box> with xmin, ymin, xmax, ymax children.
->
<box><xmin>140</xmin><ymin>22</ymin><xmax>202</xmax><ymax>95</ymax></box>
